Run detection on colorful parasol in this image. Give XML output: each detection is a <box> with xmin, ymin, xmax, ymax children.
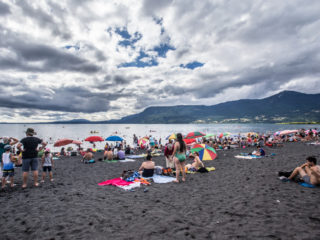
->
<box><xmin>204</xmin><ymin>134</ymin><xmax>215</xmax><ymax>138</ymax></box>
<box><xmin>185</xmin><ymin>131</ymin><xmax>206</xmax><ymax>139</ymax></box>
<box><xmin>85</xmin><ymin>136</ymin><xmax>104</xmax><ymax>142</ymax></box>
<box><xmin>279</xmin><ymin>130</ymin><xmax>298</xmax><ymax>136</ymax></box>
<box><xmin>138</xmin><ymin>138</ymin><xmax>148</xmax><ymax>147</ymax></box>
<box><xmin>54</xmin><ymin>138</ymin><xmax>73</xmax><ymax>147</ymax></box>
<box><xmin>191</xmin><ymin>144</ymin><xmax>217</xmax><ymax>161</ymax></box>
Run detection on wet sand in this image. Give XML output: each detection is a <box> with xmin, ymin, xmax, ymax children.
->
<box><xmin>1</xmin><ymin>142</ymin><xmax>320</xmax><ymax>239</ymax></box>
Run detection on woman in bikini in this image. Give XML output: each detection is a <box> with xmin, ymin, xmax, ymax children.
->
<box><xmin>172</xmin><ymin>133</ymin><xmax>187</xmax><ymax>183</ymax></box>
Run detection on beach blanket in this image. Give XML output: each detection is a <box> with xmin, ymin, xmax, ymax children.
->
<box><xmin>98</xmin><ymin>178</ymin><xmax>133</xmax><ymax>186</ymax></box>
<box><xmin>103</xmin><ymin>159</ymin><xmax>136</xmax><ymax>163</ymax></box>
<box><xmin>235</xmin><ymin>155</ymin><xmax>262</xmax><ymax>159</ymax></box>
<box><xmin>126</xmin><ymin>155</ymin><xmax>144</xmax><ymax>159</ymax></box>
<box><xmin>145</xmin><ymin>175</ymin><xmax>176</xmax><ymax>183</ymax></box>
<box><xmin>308</xmin><ymin>142</ymin><xmax>320</xmax><ymax>145</ymax></box>
<box><xmin>118</xmin><ymin>182</ymin><xmax>141</xmax><ymax>190</ymax></box>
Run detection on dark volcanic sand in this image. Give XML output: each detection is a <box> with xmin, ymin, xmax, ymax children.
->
<box><xmin>1</xmin><ymin>142</ymin><xmax>320</xmax><ymax>240</ymax></box>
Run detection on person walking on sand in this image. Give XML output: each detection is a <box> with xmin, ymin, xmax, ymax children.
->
<box><xmin>0</xmin><ymin>137</ymin><xmax>19</xmax><ymax>176</ymax></box>
<box><xmin>288</xmin><ymin>156</ymin><xmax>320</xmax><ymax>185</ymax></box>
<box><xmin>41</xmin><ymin>149</ymin><xmax>54</xmax><ymax>183</ymax></box>
<box><xmin>17</xmin><ymin>128</ymin><xmax>47</xmax><ymax>188</ymax></box>
<box><xmin>172</xmin><ymin>133</ymin><xmax>187</xmax><ymax>183</ymax></box>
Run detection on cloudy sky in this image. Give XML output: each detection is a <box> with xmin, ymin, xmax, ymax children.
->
<box><xmin>1</xmin><ymin>0</ymin><xmax>320</xmax><ymax>122</ymax></box>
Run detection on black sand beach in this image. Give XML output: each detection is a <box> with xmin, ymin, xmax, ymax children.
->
<box><xmin>1</xmin><ymin>142</ymin><xmax>319</xmax><ymax>239</ymax></box>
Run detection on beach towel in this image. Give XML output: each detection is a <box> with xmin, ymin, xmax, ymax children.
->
<box><xmin>118</xmin><ymin>182</ymin><xmax>141</xmax><ymax>190</ymax></box>
<box><xmin>308</xmin><ymin>142</ymin><xmax>320</xmax><ymax>145</ymax></box>
<box><xmin>52</xmin><ymin>157</ymin><xmax>60</xmax><ymax>160</ymax></box>
<box><xmin>235</xmin><ymin>155</ymin><xmax>262</xmax><ymax>159</ymax></box>
<box><xmin>126</xmin><ymin>155</ymin><xmax>145</xmax><ymax>159</ymax></box>
<box><xmin>150</xmin><ymin>175</ymin><xmax>176</xmax><ymax>183</ymax></box>
<box><xmin>299</xmin><ymin>182</ymin><xmax>316</xmax><ymax>188</ymax></box>
<box><xmin>98</xmin><ymin>178</ymin><xmax>133</xmax><ymax>186</ymax></box>
<box><xmin>119</xmin><ymin>159</ymin><xmax>136</xmax><ymax>162</ymax></box>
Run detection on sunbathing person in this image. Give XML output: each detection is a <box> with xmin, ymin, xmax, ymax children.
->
<box><xmin>138</xmin><ymin>155</ymin><xmax>155</xmax><ymax>177</ymax></box>
<box><xmin>103</xmin><ymin>148</ymin><xmax>113</xmax><ymax>160</ymax></box>
<box><xmin>82</xmin><ymin>149</ymin><xmax>94</xmax><ymax>163</ymax></box>
<box><xmin>186</xmin><ymin>152</ymin><xmax>204</xmax><ymax>171</ymax></box>
<box><xmin>288</xmin><ymin>156</ymin><xmax>320</xmax><ymax>185</ymax></box>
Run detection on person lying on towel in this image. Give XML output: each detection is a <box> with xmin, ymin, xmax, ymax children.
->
<box><xmin>82</xmin><ymin>148</ymin><xmax>95</xmax><ymax>163</ymax></box>
<box><xmin>138</xmin><ymin>155</ymin><xmax>155</xmax><ymax>177</ymax></box>
<box><xmin>288</xmin><ymin>156</ymin><xmax>320</xmax><ymax>186</ymax></box>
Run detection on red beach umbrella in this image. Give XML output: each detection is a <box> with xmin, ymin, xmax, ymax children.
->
<box><xmin>184</xmin><ymin>138</ymin><xmax>196</xmax><ymax>144</ymax></box>
<box><xmin>72</xmin><ymin>140</ymin><xmax>82</xmax><ymax>145</ymax></box>
<box><xmin>185</xmin><ymin>131</ymin><xmax>206</xmax><ymax>139</ymax></box>
<box><xmin>85</xmin><ymin>136</ymin><xmax>104</xmax><ymax>142</ymax></box>
<box><xmin>54</xmin><ymin>138</ymin><xmax>73</xmax><ymax>147</ymax></box>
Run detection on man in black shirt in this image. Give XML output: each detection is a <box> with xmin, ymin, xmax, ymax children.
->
<box><xmin>17</xmin><ymin>128</ymin><xmax>47</xmax><ymax>188</ymax></box>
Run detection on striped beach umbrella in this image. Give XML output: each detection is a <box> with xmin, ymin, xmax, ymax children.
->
<box><xmin>185</xmin><ymin>131</ymin><xmax>205</xmax><ymax>139</ymax></box>
<box><xmin>191</xmin><ymin>144</ymin><xmax>217</xmax><ymax>161</ymax></box>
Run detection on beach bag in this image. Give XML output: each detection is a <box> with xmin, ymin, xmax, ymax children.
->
<box><xmin>162</xmin><ymin>167</ymin><xmax>173</xmax><ymax>176</ymax></box>
<box><xmin>154</xmin><ymin>166</ymin><xmax>163</xmax><ymax>175</ymax></box>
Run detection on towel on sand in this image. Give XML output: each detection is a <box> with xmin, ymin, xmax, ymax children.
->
<box><xmin>235</xmin><ymin>155</ymin><xmax>262</xmax><ymax>159</ymax></box>
<box><xmin>98</xmin><ymin>178</ymin><xmax>133</xmax><ymax>186</ymax></box>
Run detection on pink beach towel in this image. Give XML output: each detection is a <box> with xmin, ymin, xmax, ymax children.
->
<box><xmin>98</xmin><ymin>178</ymin><xmax>133</xmax><ymax>186</ymax></box>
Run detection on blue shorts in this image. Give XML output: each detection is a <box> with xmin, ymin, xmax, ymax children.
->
<box><xmin>22</xmin><ymin>158</ymin><xmax>39</xmax><ymax>172</ymax></box>
<box><xmin>2</xmin><ymin>169</ymin><xmax>14</xmax><ymax>177</ymax></box>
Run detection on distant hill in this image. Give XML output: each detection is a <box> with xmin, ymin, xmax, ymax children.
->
<box><xmin>107</xmin><ymin>91</ymin><xmax>320</xmax><ymax>124</ymax></box>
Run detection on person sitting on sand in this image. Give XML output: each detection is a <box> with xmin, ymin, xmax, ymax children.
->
<box><xmin>186</xmin><ymin>152</ymin><xmax>204</xmax><ymax>171</ymax></box>
<box><xmin>253</xmin><ymin>146</ymin><xmax>265</xmax><ymax>156</ymax></box>
<box><xmin>138</xmin><ymin>155</ymin><xmax>155</xmax><ymax>177</ymax></box>
<box><xmin>117</xmin><ymin>148</ymin><xmax>125</xmax><ymax>160</ymax></box>
<box><xmin>82</xmin><ymin>149</ymin><xmax>94</xmax><ymax>163</ymax></box>
<box><xmin>288</xmin><ymin>156</ymin><xmax>320</xmax><ymax>185</ymax></box>
<box><xmin>172</xmin><ymin>133</ymin><xmax>187</xmax><ymax>183</ymax></box>
<box><xmin>60</xmin><ymin>147</ymin><xmax>66</xmax><ymax>156</ymax></box>
<box><xmin>104</xmin><ymin>148</ymin><xmax>113</xmax><ymax>160</ymax></box>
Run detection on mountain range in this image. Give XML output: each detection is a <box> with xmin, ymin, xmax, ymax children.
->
<box><xmin>53</xmin><ymin>90</ymin><xmax>320</xmax><ymax>124</ymax></box>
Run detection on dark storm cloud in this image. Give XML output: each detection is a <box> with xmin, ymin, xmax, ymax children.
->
<box><xmin>0</xmin><ymin>1</ymin><xmax>10</xmax><ymax>15</ymax></box>
<box><xmin>17</xmin><ymin>0</ymin><xmax>71</xmax><ymax>40</ymax></box>
<box><xmin>0</xmin><ymin>82</ymin><xmax>130</xmax><ymax>113</ymax></box>
<box><xmin>0</xmin><ymin>26</ymin><xmax>100</xmax><ymax>73</ymax></box>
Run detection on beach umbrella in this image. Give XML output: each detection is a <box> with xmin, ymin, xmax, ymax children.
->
<box><xmin>105</xmin><ymin>135</ymin><xmax>123</xmax><ymax>141</ymax></box>
<box><xmin>166</xmin><ymin>133</ymin><xmax>177</xmax><ymax>140</ymax></box>
<box><xmin>204</xmin><ymin>134</ymin><xmax>215</xmax><ymax>138</ymax></box>
<box><xmin>279</xmin><ymin>130</ymin><xmax>298</xmax><ymax>136</ymax></box>
<box><xmin>184</xmin><ymin>138</ymin><xmax>196</xmax><ymax>144</ymax></box>
<box><xmin>72</xmin><ymin>140</ymin><xmax>82</xmax><ymax>145</ymax></box>
<box><xmin>54</xmin><ymin>138</ymin><xmax>73</xmax><ymax>147</ymax></box>
<box><xmin>138</xmin><ymin>138</ymin><xmax>148</xmax><ymax>147</ymax></box>
<box><xmin>191</xmin><ymin>144</ymin><xmax>217</xmax><ymax>161</ymax></box>
<box><xmin>85</xmin><ymin>136</ymin><xmax>104</xmax><ymax>142</ymax></box>
<box><xmin>185</xmin><ymin>131</ymin><xmax>205</xmax><ymax>139</ymax></box>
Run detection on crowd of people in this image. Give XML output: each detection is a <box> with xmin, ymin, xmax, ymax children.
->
<box><xmin>1</xmin><ymin>127</ymin><xmax>320</xmax><ymax>190</ymax></box>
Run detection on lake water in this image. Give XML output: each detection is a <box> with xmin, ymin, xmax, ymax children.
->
<box><xmin>1</xmin><ymin>123</ymin><xmax>319</xmax><ymax>150</ymax></box>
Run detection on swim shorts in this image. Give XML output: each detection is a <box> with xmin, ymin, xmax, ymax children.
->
<box><xmin>302</xmin><ymin>175</ymin><xmax>311</xmax><ymax>184</ymax></box>
<box><xmin>22</xmin><ymin>158</ymin><xmax>38</xmax><ymax>172</ymax></box>
<box><xmin>43</xmin><ymin>166</ymin><xmax>52</xmax><ymax>172</ymax></box>
<box><xmin>2</xmin><ymin>169</ymin><xmax>14</xmax><ymax>177</ymax></box>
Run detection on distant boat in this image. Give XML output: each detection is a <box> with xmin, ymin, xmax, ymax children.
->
<box><xmin>125</xmin><ymin>127</ymin><xmax>130</xmax><ymax>129</ymax></box>
<box><xmin>90</xmin><ymin>131</ymin><xmax>99</xmax><ymax>134</ymax></box>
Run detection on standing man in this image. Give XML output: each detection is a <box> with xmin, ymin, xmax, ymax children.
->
<box><xmin>17</xmin><ymin>128</ymin><xmax>47</xmax><ymax>188</ymax></box>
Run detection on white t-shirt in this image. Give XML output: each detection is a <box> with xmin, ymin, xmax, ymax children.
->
<box><xmin>43</xmin><ymin>154</ymin><xmax>52</xmax><ymax>166</ymax></box>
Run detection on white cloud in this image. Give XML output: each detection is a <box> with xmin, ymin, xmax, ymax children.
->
<box><xmin>1</xmin><ymin>0</ymin><xmax>320</xmax><ymax>122</ymax></box>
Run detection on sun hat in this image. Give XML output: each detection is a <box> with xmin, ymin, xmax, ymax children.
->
<box><xmin>26</xmin><ymin>128</ymin><xmax>36</xmax><ymax>135</ymax></box>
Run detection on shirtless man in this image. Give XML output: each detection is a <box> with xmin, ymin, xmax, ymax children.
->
<box><xmin>82</xmin><ymin>149</ymin><xmax>94</xmax><ymax>163</ymax></box>
<box><xmin>288</xmin><ymin>156</ymin><xmax>320</xmax><ymax>185</ymax></box>
<box><xmin>103</xmin><ymin>148</ymin><xmax>113</xmax><ymax>160</ymax></box>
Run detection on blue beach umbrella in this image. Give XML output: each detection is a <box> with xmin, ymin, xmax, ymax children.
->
<box><xmin>105</xmin><ymin>135</ymin><xmax>123</xmax><ymax>141</ymax></box>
